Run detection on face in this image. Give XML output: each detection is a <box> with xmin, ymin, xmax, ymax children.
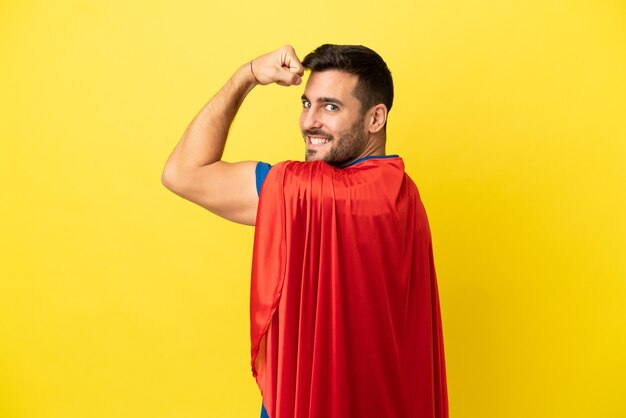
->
<box><xmin>300</xmin><ymin>70</ymin><xmax>369</xmax><ymax>166</ymax></box>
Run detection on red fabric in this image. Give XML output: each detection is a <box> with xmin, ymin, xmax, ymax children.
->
<box><xmin>250</xmin><ymin>157</ymin><xmax>448</xmax><ymax>418</ymax></box>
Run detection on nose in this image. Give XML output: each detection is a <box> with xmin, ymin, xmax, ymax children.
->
<box><xmin>300</xmin><ymin>108</ymin><xmax>322</xmax><ymax>131</ymax></box>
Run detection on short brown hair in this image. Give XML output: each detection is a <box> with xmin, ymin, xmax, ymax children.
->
<box><xmin>302</xmin><ymin>44</ymin><xmax>394</xmax><ymax>114</ymax></box>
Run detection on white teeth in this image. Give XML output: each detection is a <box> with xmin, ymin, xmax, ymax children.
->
<box><xmin>309</xmin><ymin>137</ymin><xmax>330</xmax><ymax>145</ymax></box>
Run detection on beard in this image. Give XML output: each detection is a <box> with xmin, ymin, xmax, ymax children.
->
<box><xmin>304</xmin><ymin>117</ymin><xmax>368</xmax><ymax>167</ymax></box>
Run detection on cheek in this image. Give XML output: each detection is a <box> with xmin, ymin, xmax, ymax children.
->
<box><xmin>323</xmin><ymin>118</ymin><xmax>342</xmax><ymax>134</ymax></box>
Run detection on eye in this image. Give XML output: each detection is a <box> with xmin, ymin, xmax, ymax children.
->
<box><xmin>324</xmin><ymin>104</ymin><xmax>339</xmax><ymax>111</ymax></box>
<box><xmin>302</xmin><ymin>100</ymin><xmax>311</xmax><ymax>109</ymax></box>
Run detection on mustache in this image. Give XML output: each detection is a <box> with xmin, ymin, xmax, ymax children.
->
<box><xmin>302</xmin><ymin>129</ymin><xmax>334</xmax><ymax>140</ymax></box>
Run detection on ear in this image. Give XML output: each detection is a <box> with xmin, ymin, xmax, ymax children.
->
<box><xmin>367</xmin><ymin>104</ymin><xmax>388</xmax><ymax>134</ymax></box>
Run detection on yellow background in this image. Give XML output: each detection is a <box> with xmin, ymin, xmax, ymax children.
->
<box><xmin>1</xmin><ymin>0</ymin><xmax>625</xmax><ymax>417</ymax></box>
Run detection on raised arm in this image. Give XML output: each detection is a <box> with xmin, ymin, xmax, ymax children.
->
<box><xmin>161</xmin><ymin>45</ymin><xmax>304</xmax><ymax>226</ymax></box>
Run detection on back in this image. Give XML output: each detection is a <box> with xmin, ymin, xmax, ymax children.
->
<box><xmin>250</xmin><ymin>157</ymin><xmax>448</xmax><ymax>418</ymax></box>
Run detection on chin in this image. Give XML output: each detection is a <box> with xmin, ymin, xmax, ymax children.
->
<box><xmin>305</xmin><ymin>150</ymin><xmax>323</xmax><ymax>162</ymax></box>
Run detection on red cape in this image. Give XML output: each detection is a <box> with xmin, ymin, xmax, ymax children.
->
<box><xmin>250</xmin><ymin>157</ymin><xmax>448</xmax><ymax>418</ymax></box>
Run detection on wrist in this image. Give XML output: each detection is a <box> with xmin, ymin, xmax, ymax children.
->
<box><xmin>228</xmin><ymin>63</ymin><xmax>258</xmax><ymax>96</ymax></box>
<box><xmin>249</xmin><ymin>60</ymin><xmax>260</xmax><ymax>85</ymax></box>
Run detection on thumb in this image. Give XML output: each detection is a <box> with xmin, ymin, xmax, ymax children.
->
<box><xmin>275</xmin><ymin>68</ymin><xmax>302</xmax><ymax>86</ymax></box>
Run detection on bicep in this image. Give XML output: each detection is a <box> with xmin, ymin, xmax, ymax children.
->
<box><xmin>168</xmin><ymin>160</ymin><xmax>259</xmax><ymax>226</ymax></box>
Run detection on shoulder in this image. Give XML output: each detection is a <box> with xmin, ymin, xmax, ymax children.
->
<box><xmin>263</xmin><ymin>158</ymin><xmax>410</xmax><ymax>200</ymax></box>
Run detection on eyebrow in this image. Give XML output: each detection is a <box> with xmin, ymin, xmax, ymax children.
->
<box><xmin>301</xmin><ymin>94</ymin><xmax>345</xmax><ymax>106</ymax></box>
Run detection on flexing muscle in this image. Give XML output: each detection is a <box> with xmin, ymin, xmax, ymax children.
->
<box><xmin>161</xmin><ymin>45</ymin><xmax>304</xmax><ymax>225</ymax></box>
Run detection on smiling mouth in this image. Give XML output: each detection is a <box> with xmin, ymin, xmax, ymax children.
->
<box><xmin>307</xmin><ymin>135</ymin><xmax>332</xmax><ymax>146</ymax></box>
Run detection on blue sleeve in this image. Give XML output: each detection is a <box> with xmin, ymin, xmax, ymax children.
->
<box><xmin>255</xmin><ymin>161</ymin><xmax>272</xmax><ymax>196</ymax></box>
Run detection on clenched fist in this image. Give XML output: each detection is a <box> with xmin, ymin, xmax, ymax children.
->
<box><xmin>250</xmin><ymin>45</ymin><xmax>305</xmax><ymax>87</ymax></box>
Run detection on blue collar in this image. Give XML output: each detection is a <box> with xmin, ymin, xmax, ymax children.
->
<box><xmin>344</xmin><ymin>154</ymin><xmax>399</xmax><ymax>168</ymax></box>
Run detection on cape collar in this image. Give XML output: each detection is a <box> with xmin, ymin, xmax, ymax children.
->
<box><xmin>344</xmin><ymin>154</ymin><xmax>400</xmax><ymax>168</ymax></box>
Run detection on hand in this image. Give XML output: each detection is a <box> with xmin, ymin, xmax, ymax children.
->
<box><xmin>250</xmin><ymin>45</ymin><xmax>305</xmax><ymax>87</ymax></box>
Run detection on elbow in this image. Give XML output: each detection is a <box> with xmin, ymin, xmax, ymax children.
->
<box><xmin>161</xmin><ymin>163</ymin><xmax>182</xmax><ymax>192</ymax></box>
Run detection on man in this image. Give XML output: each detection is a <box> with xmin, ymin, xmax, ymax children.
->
<box><xmin>162</xmin><ymin>44</ymin><xmax>448</xmax><ymax>418</ymax></box>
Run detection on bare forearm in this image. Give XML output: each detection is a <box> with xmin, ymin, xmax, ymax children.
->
<box><xmin>164</xmin><ymin>63</ymin><xmax>257</xmax><ymax>175</ymax></box>
<box><xmin>161</xmin><ymin>45</ymin><xmax>303</xmax><ymax>212</ymax></box>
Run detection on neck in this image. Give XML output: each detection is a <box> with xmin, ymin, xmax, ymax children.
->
<box><xmin>338</xmin><ymin>136</ymin><xmax>386</xmax><ymax>168</ymax></box>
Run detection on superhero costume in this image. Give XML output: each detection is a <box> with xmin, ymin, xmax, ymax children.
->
<box><xmin>251</xmin><ymin>156</ymin><xmax>448</xmax><ymax>418</ymax></box>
